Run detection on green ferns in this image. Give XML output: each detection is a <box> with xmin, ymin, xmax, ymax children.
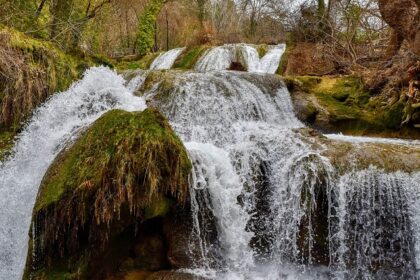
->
<box><xmin>136</xmin><ymin>0</ymin><xmax>165</xmax><ymax>57</ymax></box>
<box><xmin>25</xmin><ymin>109</ymin><xmax>191</xmax><ymax>279</ymax></box>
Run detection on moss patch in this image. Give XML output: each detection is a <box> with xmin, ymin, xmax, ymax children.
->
<box><xmin>0</xmin><ymin>129</ymin><xmax>14</xmax><ymax>161</ymax></box>
<box><xmin>257</xmin><ymin>44</ymin><xmax>268</xmax><ymax>58</ymax></box>
<box><xmin>117</xmin><ymin>52</ymin><xmax>161</xmax><ymax>70</ymax></box>
<box><xmin>277</xmin><ymin>43</ymin><xmax>293</xmax><ymax>75</ymax></box>
<box><xmin>35</xmin><ymin>109</ymin><xmax>191</xmax><ymax>211</ymax></box>
<box><xmin>173</xmin><ymin>45</ymin><xmax>210</xmax><ymax>69</ymax></box>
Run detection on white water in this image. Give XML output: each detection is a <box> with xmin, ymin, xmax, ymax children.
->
<box><xmin>150</xmin><ymin>47</ymin><xmax>185</xmax><ymax>70</ymax></box>
<box><xmin>141</xmin><ymin>70</ymin><xmax>335</xmax><ymax>278</ymax></box>
<box><xmin>0</xmin><ymin>67</ymin><xmax>146</xmax><ymax>280</ymax></box>
<box><xmin>329</xmin><ymin>167</ymin><xmax>418</xmax><ymax>279</ymax></box>
<box><xmin>241</xmin><ymin>44</ymin><xmax>286</xmax><ymax>74</ymax></box>
<box><xmin>195</xmin><ymin>44</ymin><xmax>285</xmax><ymax>74</ymax></box>
<box><xmin>326</xmin><ymin>133</ymin><xmax>420</xmax><ymax>147</ymax></box>
<box><xmin>195</xmin><ymin>46</ymin><xmax>233</xmax><ymax>72</ymax></box>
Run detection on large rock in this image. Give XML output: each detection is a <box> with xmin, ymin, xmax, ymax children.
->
<box><xmin>23</xmin><ymin>108</ymin><xmax>192</xmax><ymax>280</ymax></box>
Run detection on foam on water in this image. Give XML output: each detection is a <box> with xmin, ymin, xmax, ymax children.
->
<box><xmin>0</xmin><ymin>67</ymin><xmax>146</xmax><ymax>280</ymax></box>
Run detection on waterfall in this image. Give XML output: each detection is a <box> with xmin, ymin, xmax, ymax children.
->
<box><xmin>195</xmin><ymin>46</ymin><xmax>234</xmax><ymax>72</ymax></box>
<box><xmin>195</xmin><ymin>44</ymin><xmax>285</xmax><ymax>74</ymax></box>
<box><xmin>330</xmin><ymin>167</ymin><xmax>418</xmax><ymax>279</ymax></box>
<box><xmin>0</xmin><ymin>67</ymin><xmax>146</xmax><ymax>280</ymax></box>
<box><xmin>150</xmin><ymin>47</ymin><xmax>185</xmax><ymax>70</ymax></box>
<box><xmin>141</xmin><ymin>70</ymin><xmax>332</xmax><ymax>278</ymax></box>
<box><xmin>2</xmin><ymin>44</ymin><xmax>419</xmax><ymax>279</ymax></box>
<box><xmin>133</xmin><ymin>69</ymin><xmax>420</xmax><ymax>279</ymax></box>
<box><xmin>241</xmin><ymin>44</ymin><xmax>286</xmax><ymax>74</ymax></box>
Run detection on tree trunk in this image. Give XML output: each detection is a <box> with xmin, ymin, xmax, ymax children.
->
<box><xmin>385</xmin><ymin>29</ymin><xmax>405</xmax><ymax>58</ymax></box>
<box><xmin>50</xmin><ymin>0</ymin><xmax>74</xmax><ymax>40</ymax></box>
<box><xmin>379</xmin><ymin>0</ymin><xmax>420</xmax><ymax>57</ymax></box>
<box><xmin>166</xmin><ymin>9</ymin><xmax>169</xmax><ymax>51</ymax></box>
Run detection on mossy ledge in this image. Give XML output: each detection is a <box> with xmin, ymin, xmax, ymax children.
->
<box><xmin>286</xmin><ymin>76</ymin><xmax>420</xmax><ymax>139</ymax></box>
<box><xmin>24</xmin><ymin>108</ymin><xmax>192</xmax><ymax>280</ymax></box>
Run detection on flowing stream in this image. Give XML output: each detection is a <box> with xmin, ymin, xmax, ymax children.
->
<box><xmin>0</xmin><ymin>46</ymin><xmax>419</xmax><ymax>280</ymax></box>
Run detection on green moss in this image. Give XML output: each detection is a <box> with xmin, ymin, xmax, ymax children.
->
<box><xmin>0</xmin><ymin>129</ymin><xmax>14</xmax><ymax>161</ymax></box>
<box><xmin>144</xmin><ymin>197</ymin><xmax>174</xmax><ymax>220</ymax></box>
<box><xmin>35</xmin><ymin>108</ymin><xmax>191</xmax><ymax>212</ymax></box>
<box><xmin>116</xmin><ymin>52</ymin><xmax>161</xmax><ymax>70</ymax></box>
<box><xmin>277</xmin><ymin>43</ymin><xmax>293</xmax><ymax>75</ymax></box>
<box><xmin>140</xmin><ymin>71</ymin><xmax>177</xmax><ymax>101</ymax></box>
<box><xmin>289</xmin><ymin>75</ymin><xmax>417</xmax><ymax>136</ymax></box>
<box><xmin>25</xmin><ymin>108</ymin><xmax>192</xmax><ymax>279</ymax></box>
<box><xmin>173</xmin><ymin>45</ymin><xmax>210</xmax><ymax>69</ymax></box>
<box><xmin>257</xmin><ymin>44</ymin><xmax>268</xmax><ymax>58</ymax></box>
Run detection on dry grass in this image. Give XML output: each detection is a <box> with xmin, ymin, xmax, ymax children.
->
<box><xmin>0</xmin><ymin>27</ymin><xmax>79</xmax><ymax>131</ymax></box>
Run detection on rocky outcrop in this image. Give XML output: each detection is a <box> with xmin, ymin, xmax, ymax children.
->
<box><xmin>23</xmin><ymin>109</ymin><xmax>194</xmax><ymax>280</ymax></box>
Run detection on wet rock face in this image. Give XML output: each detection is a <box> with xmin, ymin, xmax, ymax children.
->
<box><xmin>23</xmin><ymin>109</ymin><xmax>194</xmax><ymax>280</ymax></box>
<box><xmin>163</xmin><ymin>207</ymin><xmax>197</xmax><ymax>269</ymax></box>
<box><xmin>147</xmin><ymin>271</ymin><xmax>206</xmax><ymax>280</ymax></box>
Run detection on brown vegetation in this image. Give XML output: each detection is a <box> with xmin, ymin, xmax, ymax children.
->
<box><xmin>0</xmin><ymin>26</ymin><xmax>79</xmax><ymax>131</ymax></box>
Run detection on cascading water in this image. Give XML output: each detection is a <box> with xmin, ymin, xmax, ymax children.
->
<box><xmin>0</xmin><ymin>67</ymin><xmax>146</xmax><ymax>280</ymax></box>
<box><xmin>130</xmin><ymin>66</ymin><xmax>420</xmax><ymax>279</ymax></box>
<box><xmin>138</xmin><ymin>70</ymin><xmax>333</xmax><ymax>278</ymax></box>
<box><xmin>150</xmin><ymin>47</ymin><xmax>185</xmax><ymax>70</ymax></box>
<box><xmin>195</xmin><ymin>45</ymin><xmax>234</xmax><ymax>72</ymax></box>
<box><xmin>2</xmin><ymin>43</ymin><xmax>419</xmax><ymax>280</ymax></box>
<box><xmin>195</xmin><ymin>44</ymin><xmax>285</xmax><ymax>74</ymax></box>
<box><xmin>241</xmin><ymin>44</ymin><xmax>286</xmax><ymax>74</ymax></box>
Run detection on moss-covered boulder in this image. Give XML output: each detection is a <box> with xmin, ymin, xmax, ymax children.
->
<box><xmin>24</xmin><ymin>108</ymin><xmax>192</xmax><ymax>280</ymax></box>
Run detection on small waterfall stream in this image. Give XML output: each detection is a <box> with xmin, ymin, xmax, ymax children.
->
<box><xmin>0</xmin><ymin>67</ymin><xmax>146</xmax><ymax>280</ymax></box>
<box><xmin>195</xmin><ymin>44</ymin><xmax>285</xmax><ymax>73</ymax></box>
<box><xmin>150</xmin><ymin>47</ymin><xmax>185</xmax><ymax>70</ymax></box>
